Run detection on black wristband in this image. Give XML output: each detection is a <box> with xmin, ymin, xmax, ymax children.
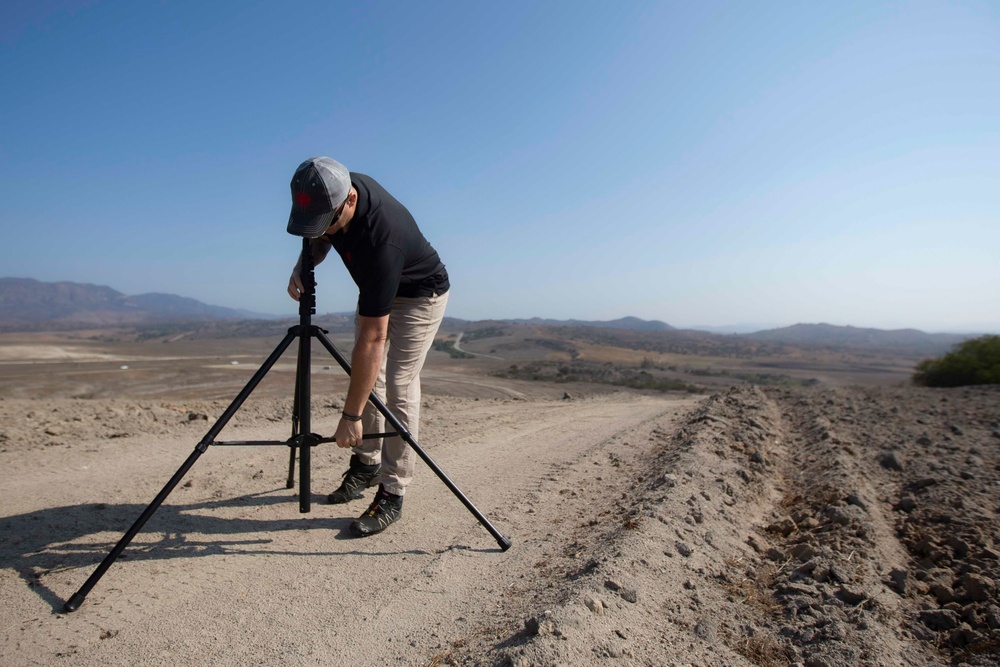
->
<box><xmin>341</xmin><ymin>411</ymin><xmax>362</xmax><ymax>422</ymax></box>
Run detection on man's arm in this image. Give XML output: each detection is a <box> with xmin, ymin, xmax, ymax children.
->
<box><xmin>334</xmin><ymin>313</ymin><xmax>389</xmax><ymax>448</ymax></box>
<box><xmin>287</xmin><ymin>237</ymin><xmax>333</xmax><ymax>301</ymax></box>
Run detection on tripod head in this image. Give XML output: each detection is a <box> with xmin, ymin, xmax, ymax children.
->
<box><xmin>297</xmin><ymin>238</ymin><xmax>316</xmax><ymax>321</ymax></box>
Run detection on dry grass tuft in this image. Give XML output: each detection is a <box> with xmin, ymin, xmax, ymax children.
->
<box><xmin>720</xmin><ymin>625</ymin><xmax>792</xmax><ymax>667</ymax></box>
<box><xmin>426</xmin><ymin>650</ymin><xmax>456</xmax><ymax>667</ymax></box>
<box><xmin>720</xmin><ymin>560</ymin><xmax>783</xmax><ymax>618</ymax></box>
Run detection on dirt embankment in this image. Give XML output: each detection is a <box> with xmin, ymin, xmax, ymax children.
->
<box><xmin>461</xmin><ymin>384</ymin><xmax>1000</xmax><ymax>667</ymax></box>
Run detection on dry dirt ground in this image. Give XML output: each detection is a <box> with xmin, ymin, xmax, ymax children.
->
<box><xmin>2</xmin><ymin>339</ymin><xmax>1000</xmax><ymax>666</ymax></box>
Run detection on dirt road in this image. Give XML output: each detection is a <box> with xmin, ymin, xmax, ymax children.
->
<box><xmin>0</xmin><ymin>390</ymin><xmax>699</xmax><ymax>666</ymax></box>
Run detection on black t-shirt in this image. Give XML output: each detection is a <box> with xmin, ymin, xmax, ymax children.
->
<box><xmin>325</xmin><ymin>173</ymin><xmax>449</xmax><ymax>317</ymax></box>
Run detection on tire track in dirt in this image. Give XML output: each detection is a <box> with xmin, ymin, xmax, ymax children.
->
<box><xmin>745</xmin><ymin>386</ymin><xmax>1000</xmax><ymax>666</ymax></box>
<box><xmin>758</xmin><ymin>387</ymin><xmax>923</xmax><ymax>666</ymax></box>
<box><xmin>461</xmin><ymin>385</ymin><xmax>998</xmax><ymax>667</ymax></box>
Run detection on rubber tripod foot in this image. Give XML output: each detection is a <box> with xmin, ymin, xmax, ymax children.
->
<box><xmin>64</xmin><ymin>593</ymin><xmax>85</xmax><ymax>613</ymax></box>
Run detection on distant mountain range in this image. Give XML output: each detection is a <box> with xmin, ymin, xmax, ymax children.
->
<box><xmin>0</xmin><ymin>278</ymin><xmax>269</xmax><ymax>329</ymax></box>
<box><xmin>503</xmin><ymin>316</ymin><xmax>675</xmax><ymax>331</ymax></box>
<box><xmin>744</xmin><ymin>322</ymin><xmax>969</xmax><ymax>352</ymax></box>
<box><xmin>0</xmin><ymin>279</ymin><xmax>982</xmax><ymax>356</ymax></box>
<box><xmin>685</xmin><ymin>323</ymin><xmax>781</xmax><ymax>335</ymax></box>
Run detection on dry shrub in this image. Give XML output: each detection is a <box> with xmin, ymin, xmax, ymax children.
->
<box><xmin>724</xmin><ymin>580</ymin><xmax>783</xmax><ymax>620</ymax></box>
<box><xmin>737</xmin><ymin>633</ymin><xmax>792</xmax><ymax>667</ymax></box>
<box><xmin>721</xmin><ymin>559</ymin><xmax>783</xmax><ymax>618</ymax></box>
<box><xmin>720</xmin><ymin>625</ymin><xmax>792</xmax><ymax>667</ymax></box>
<box><xmin>427</xmin><ymin>650</ymin><xmax>456</xmax><ymax>667</ymax></box>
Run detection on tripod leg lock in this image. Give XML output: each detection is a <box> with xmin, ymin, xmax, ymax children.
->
<box><xmin>289</xmin><ymin>433</ymin><xmax>322</xmax><ymax>448</ymax></box>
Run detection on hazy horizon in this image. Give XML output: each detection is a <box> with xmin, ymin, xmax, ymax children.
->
<box><xmin>2</xmin><ymin>274</ymin><xmax>995</xmax><ymax>336</ymax></box>
<box><xmin>2</xmin><ymin>2</ymin><xmax>998</xmax><ymax>333</ymax></box>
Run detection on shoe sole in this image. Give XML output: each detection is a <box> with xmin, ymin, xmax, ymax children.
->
<box><xmin>349</xmin><ymin>522</ymin><xmax>375</xmax><ymax>537</ymax></box>
<box><xmin>349</xmin><ymin>516</ymin><xmax>399</xmax><ymax>537</ymax></box>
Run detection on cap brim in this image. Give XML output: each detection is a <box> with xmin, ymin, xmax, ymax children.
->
<box><xmin>287</xmin><ymin>209</ymin><xmax>335</xmax><ymax>238</ymax></box>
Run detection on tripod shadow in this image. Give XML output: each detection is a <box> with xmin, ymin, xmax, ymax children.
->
<box><xmin>0</xmin><ymin>489</ymin><xmax>432</xmax><ymax>613</ymax></box>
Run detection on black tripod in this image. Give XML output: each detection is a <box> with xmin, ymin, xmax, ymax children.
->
<box><xmin>64</xmin><ymin>239</ymin><xmax>511</xmax><ymax>613</ymax></box>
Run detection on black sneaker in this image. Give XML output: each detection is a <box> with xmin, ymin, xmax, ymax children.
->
<box><xmin>327</xmin><ymin>454</ymin><xmax>381</xmax><ymax>504</ymax></box>
<box><xmin>350</xmin><ymin>485</ymin><xmax>403</xmax><ymax>537</ymax></box>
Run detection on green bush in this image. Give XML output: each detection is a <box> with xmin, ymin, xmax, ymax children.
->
<box><xmin>913</xmin><ymin>335</ymin><xmax>1000</xmax><ymax>387</ymax></box>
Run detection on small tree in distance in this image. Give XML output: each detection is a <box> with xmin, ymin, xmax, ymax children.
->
<box><xmin>912</xmin><ymin>335</ymin><xmax>1000</xmax><ymax>387</ymax></box>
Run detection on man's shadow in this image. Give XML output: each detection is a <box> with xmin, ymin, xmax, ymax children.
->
<box><xmin>0</xmin><ymin>489</ymin><xmax>430</xmax><ymax>613</ymax></box>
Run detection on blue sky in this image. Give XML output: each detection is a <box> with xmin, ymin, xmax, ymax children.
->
<box><xmin>1</xmin><ymin>1</ymin><xmax>998</xmax><ymax>332</ymax></box>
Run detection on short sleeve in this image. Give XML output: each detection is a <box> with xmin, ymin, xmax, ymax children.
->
<box><xmin>356</xmin><ymin>244</ymin><xmax>405</xmax><ymax>317</ymax></box>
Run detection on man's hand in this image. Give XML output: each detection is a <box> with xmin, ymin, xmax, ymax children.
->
<box><xmin>287</xmin><ymin>268</ymin><xmax>304</xmax><ymax>301</ymax></box>
<box><xmin>287</xmin><ymin>239</ymin><xmax>332</xmax><ymax>302</ymax></box>
<box><xmin>288</xmin><ymin>267</ymin><xmax>318</xmax><ymax>302</ymax></box>
<box><xmin>334</xmin><ymin>417</ymin><xmax>363</xmax><ymax>449</ymax></box>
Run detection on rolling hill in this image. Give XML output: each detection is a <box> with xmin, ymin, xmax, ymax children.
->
<box><xmin>0</xmin><ymin>278</ymin><xmax>268</xmax><ymax>330</ymax></box>
<box><xmin>744</xmin><ymin>322</ymin><xmax>968</xmax><ymax>356</ymax></box>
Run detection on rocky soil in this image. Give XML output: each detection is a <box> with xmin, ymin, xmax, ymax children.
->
<box><xmin>447</xmin><ymin>384</ymin><xmax>1000</xmax><ymax>667</ymax></box>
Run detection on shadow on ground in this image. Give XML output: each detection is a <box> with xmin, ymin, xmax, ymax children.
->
<box><xmin>0</xmin><ymin>490</ymin><xmax>434</xmax><ymax>613</ymax></box>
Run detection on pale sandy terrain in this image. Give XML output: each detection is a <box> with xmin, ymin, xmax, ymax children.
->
<box><xmin>2</xmin><ymin>337</ymin><xmax>1000</xmax><ymax>666</ymax></box>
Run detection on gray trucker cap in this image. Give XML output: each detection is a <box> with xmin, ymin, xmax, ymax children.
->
<box><xmin>287</xmin><ymin>157</ymin><xmax>351</xmax><ymax>237</ymax></box>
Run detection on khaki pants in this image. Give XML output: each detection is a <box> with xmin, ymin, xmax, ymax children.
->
<box><xmin>353</xmin><ymin>291</ymin><xmax>448</xmax><ymax>495</ymax></box>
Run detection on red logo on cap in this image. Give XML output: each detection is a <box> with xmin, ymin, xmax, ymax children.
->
<box><xmin>294</xmin><ymin>191</ymin><xmax>311</xmax><ymax>208</ymax></box>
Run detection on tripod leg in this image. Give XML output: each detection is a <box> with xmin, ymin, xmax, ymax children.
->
<box><xmin>64</xmin><ymin>448</ymin><xmax>203</xmax><ymax>612</ymax></box>
<box><xmin>64</xmin><ymin>329</ymin><xmax>300</xmax><ymax>612</ymax></box>
<box><xmin>287</xmin><ymin>364</ymin><xmax>301</xmax><ymax>489</ymax></box>
<box><xmin>314</xmin><ymin>330</ymin><xmax>511</xmax><ymax>551</ymax></box>
<box><xmin>295</xmin><ymin>327</ymin><xmax>312</xmax><ymax>513</ymax></box>
<box><xmin>287</xmin><ymin>443</ymin><xmax>297</xmax><ymax>488</ymax></box>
